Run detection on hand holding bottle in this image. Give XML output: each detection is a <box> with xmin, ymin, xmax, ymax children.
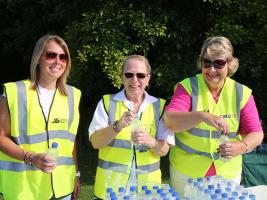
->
<box><xmin>218</xmin><ymin>134</ymin><xmax>231</xmax><ymax>162</ymax></box>
<box><xmin>36</xmin><ymin>142</ymin><xmax>58</xmax><ymax>173</ymax></box>
<box><xmin>46</xmin><ymin>142</ymin><xmax>58</xmax><ymax>164</ymax></box>
<box><xmin>131</xmin><ymin>120</ymin><xmax>155</xmax><ymax>151</ymax></box>
<box><xmin>30</xmin><ymin>153</ymin><xmax>57</xmax><ymax>173</ymax></box>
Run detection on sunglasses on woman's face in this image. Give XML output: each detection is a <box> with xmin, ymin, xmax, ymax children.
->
<box><xmin>45</xmin><ymin>51</ymin><xmax>68</xmax><ymax>63</ymax></box>
<box><xmin>124</xmin><ymin>72</ymin><xmax>148</xmax><ymax>79</ymax></box>
<box><xmin>202</xmin><ymin>59</ymin><xmax>227</xmax><ymax>69</ymax></box>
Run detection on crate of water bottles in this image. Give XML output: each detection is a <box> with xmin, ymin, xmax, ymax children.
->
<box><xmin>183</xmin><ymin>175</ymin><xmax>256</xmax><ymax>200</ymax></box>
<box><xmin>104</xmin><ymin>183</ymin><xmax>182</xmax><ymax>200</ymax></box>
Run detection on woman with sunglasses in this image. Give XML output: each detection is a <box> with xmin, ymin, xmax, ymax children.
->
<box><xmin>164</xmin><ymin>36</ymin><xmax>264</xmax><ymax>197</ymax></box>
<box><xmin>89</xmin><ymin>54</ymin><xmax>174</xmax><ymax>199</ymax></box>
<box><xmin>0</xmin><ymin>34</ymin><xmax>81</xmax><ymax>200</ymax></box>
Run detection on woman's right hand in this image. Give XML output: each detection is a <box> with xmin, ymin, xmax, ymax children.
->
<box><xmin>31</xmin><ymin>153</ymin><xmax>57</xmax><ymax>173</ymax></box>
<box><xmin>202</xmin><ymin>112</ymin><xmax>229</xmax><ymax>135</ymax></box>
<box><xmin>117</xmin><ymin>110</ymin><xmax>136</xmax><ymax>129</ymax></box>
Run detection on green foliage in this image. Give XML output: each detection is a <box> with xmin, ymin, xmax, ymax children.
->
<box><xmin>204</xmin><ymin>0</ymin><xmax>267</xmax><ymax>121</ymax></box>
<box><xmin>65</xmin><ymin>0</ymin><xmax>167</xmax><ymax>89</ymax></box>
<box><xmin>1</xmin><ymin>0</ymin><xmax>266</xmax><ymax>134</ymax></box>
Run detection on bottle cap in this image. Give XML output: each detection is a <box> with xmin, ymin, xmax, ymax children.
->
<box><xmin>145</xmin><ymin>190</ymin><xmax>152</xmax><ymax>195</ymax></box>
<box><xmin>130</xmin><ymin>186</ymin><xmax>136</xmax><ymax>191</ymax></box>
<box><xmin>51</xmin><ymin>142</ymin><xmax>58</xmax><ymax>148</ymax></box>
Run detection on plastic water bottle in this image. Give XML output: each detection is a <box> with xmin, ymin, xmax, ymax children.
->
<box><xmin>232</xmin><ymin>191</ymin><xmax>239</xmax><ymax>199</ymax></box>
<box><xmin>203</xmin><ymin>189</ymin><xmax>212</xmax><ymax>200</ymax></box>
<box><xmin>241</xmin><ymin>189</ymin><xmax>249</xmax><ymax>197</ymax></box>
<box><xmin>249</xmin><ymin>194</ymin><xmax>256</xmax><ymax>200</ymax></box>
<box><xmin>160</xmin><ymin>192</ymin><xmax>167</xmax><ymax>199</ymax></box>
<box><xmin>110</xmin><ymin>192</ymin><xmax>117</xmax><ymax>199</ymax></box>
<box><xmin>208</xmin><ymin>184</ymin><xmax>215</xmax><ymax>191</ymax></box>
<box><xmin>191</xmin><ymin>181</ymin><xmax>199</xmax><ymax>199</ymax></box>
<box><xmin>221</xmin><ymin>192</ymin><xmax>228</xmax><ymax>200</ymax></box>
<box><xmin>104</xmin><ymin>188</ymin><xmax>113</xmax><ymax>200</ymax></box>
<box><xmin>210</xmin><ymin>193</ymin><xmax>218</xmax><ymax>200</ymax></box>
<box><xmin>167</xmin><ymin>188</ymin><xmax>175</xmax><ymax>199</ymax></box>
<box><xmin>145</xmin><ymin>189</ymin><xmax>152</xmax><ymax>200</ymax></box>
<box><xmin>197</xmin><ymin>186</ymin><xmax>205</xmax><ymax>200</ymax></box>
<box><xmin>162</xmin><ymin>184</ymin><xmax>171</xmax><ymax>193</ymax></box>
<box><xmin>215</xmin><ymin>188</ymin><xmax>222</xmax><ymax>197</ymax></box>
<box><xmin>110</xmin><ymin>196</ymin><xmax>117</xmax><ymax>200</ymax></box>
<box><xmin>156</xmin><ymin>188</ymin><xmax>163</xmax><ymax>199</ymax></box>
<box><xmin>131</xmin><ymin>118</ymin><xmax>141</xmax><ymax>149</ymax></box>
<box><xmin>219</xmin><ymin>134</ymin><xmax>230</xmax><ymax>162</ymax></box>
<box><xmin>234</xmin><ymin>185</ymin><xmax>244</xmax><ymax>196</ymax></box>
<box><xmin>138</xmin><ymin>185</ymin><xmax>147</xmax><ymax>200</ymax></box>
<box><xmin>224</xmin><ymin>187</ymin><xmax>232</xmax><ymax>195</ymax></box>
<box><xmin>117</xmin><ymin>187</ymin><xmax>125</xmax><ymax>200</ymax></box>
<box><xmin>184</xmin><ymin>178</ymin><xmax>194</xmax><ymax>199</ymax></box>
<box><xmin>152</xmin><ymin>185</ymin><xmax>159</xmax><ymax>198</ymax></box>
<box><xmin>172</xmin><ymin>191</ymin><xmax>182</xmax><ymax>200</ymax></box>
<box><xmin>129</xmin><ymin>185</ymin><xmax>137</xmax><ymax>199</ymax></box>
<box><xmin>239</xmin><ymin>195</ymin><xmax>249</xmax><ymax>200</ymax></box>
<box><xmin>197</xmin><ymin>177</ymin><xmax>205</xmax><ymax>187</ymax></box>
<box><xmin>214</xmin><ymin>175</ymin><xmax>223</xmax><ymax>188</ymax></box>
<box><xmin>47</xmin><ymin>142</ymin><xmax>58</xmax><ymax>163</ymax></box>
<box><xmin>204</xmin><ymin>176</ymin><xmax>214</xmax><ymax>188</ymax></box>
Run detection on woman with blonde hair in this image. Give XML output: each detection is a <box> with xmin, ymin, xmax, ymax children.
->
<box><xmin>0</xmin><ymin>34</ymin><xmax>81</xmax><ymax>200</ymax></box>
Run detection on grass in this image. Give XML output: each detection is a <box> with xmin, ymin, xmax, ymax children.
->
<box><xmin>78</xmin><ymin>145</ymin><xmax>97</xmax><ymax>199</ymax></box>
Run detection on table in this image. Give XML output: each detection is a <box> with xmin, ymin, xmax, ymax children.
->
<box><xmin>247</xmin><ymin>185</ymin><xmax>267</xmax><ymax>200</ymax></box>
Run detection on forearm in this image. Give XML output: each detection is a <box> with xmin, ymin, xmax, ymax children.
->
<box><xmin>151</xmin><ymin>140</ymin><xmax>170</xmax><ymax>157</ymax></box>
<box><xmin>164</xmin><ymin>111</ymin><xmax>204</xmax><ymax>132</ymax></box>
<box><xmin>0</xmin><ymin>135</ymin><xmax>25</xmax><ymax>161</ymax></box>
<box><xmin>241</xmin><ymin>131</ymin><xmax>264</xmax><ymax>153</ymax></box>
<box><xmin>90</xmin><ymin>125</ymin><xmax>118</xmax><ymax>149</ymax></box>
<box><xmin>72</xmin><ymin>142</ymin><xmax>79</xmax><ymax>171</ymax></box>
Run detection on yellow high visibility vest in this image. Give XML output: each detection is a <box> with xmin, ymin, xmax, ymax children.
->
<box><xmin>169</xmin><ymin>74</ymin><xmax>251</xmax><ymax>179</ymax></box>
<box><xmin>94</xmin><ymin>94</ymin><xmax>165</xmax><ymax>199</ymax></box>
<box><xmin>0</xmin><ymin>80</ymin><xmax>81</xmax><ymax>200</ymax></box>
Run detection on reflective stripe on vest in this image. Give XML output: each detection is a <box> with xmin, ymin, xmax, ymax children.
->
<box><xmin>0</xmin><ymin>157</ymin><xmax>74</xmax><ymax>172</ymax></box>
<box><xmin>98</xmin><ymin>158</ymin><xmax>160</xmax><ymax>174</ymax></box>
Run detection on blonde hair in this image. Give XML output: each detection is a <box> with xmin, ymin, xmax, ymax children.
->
<box><xmin>30</xmin><ymin>34</ymin><xmax>71</xmax><ymax>95</ymax></box>
<box><xmin>122</xmin><ymin>54</ymin><xmax>151</xmax><ymax>75</ymax></box>
<box><xmin>197</xmin><ymin>36</ymin><xmax>239</xmax><ymax>77</ymax></box>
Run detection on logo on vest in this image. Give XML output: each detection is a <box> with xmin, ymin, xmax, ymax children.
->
<box><xmin>51</xmin><ymin>118</ymin><xmax>68</xmax><ymax>123</ymax></box>
<box><xmin>219</xmin><ymin>113</ymin><xmax>237</xmax><ymax>119</ymax></box>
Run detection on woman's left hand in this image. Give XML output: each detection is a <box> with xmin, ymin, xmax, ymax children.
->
<box><xmin>218</xmin><ymin>141</ymin><xmax>247</xmax><ymax>159</ymax></box>
<box><xmin>71</xmin><ymin>177</ymin><xmax>81</xmax><ymax>200</ymax></box>
<box><xmin>132</xmin><ymin>129</ymin><xmax>156</xmax><ymax>148</ymax></box>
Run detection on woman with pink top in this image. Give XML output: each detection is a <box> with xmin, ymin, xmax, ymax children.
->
<box><xmin>164</xmin><ymin>36</ymin><xmax>264</xmax><ymax>197</ymax></box>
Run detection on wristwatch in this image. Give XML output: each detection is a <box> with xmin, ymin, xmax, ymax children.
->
<box><xmin>76</xmin><ymin>171</ymin><xmax>81</xmax><ymax>177</ymax></box>
<box><xmin>112</xmin><ymin>120</ymin><xmax>121</xmax><ymax>133</ymax></box>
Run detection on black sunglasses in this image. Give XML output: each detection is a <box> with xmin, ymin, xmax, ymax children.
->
<box><xmin>202</xmin><ymin>59</ymin><xmax>227</xmax><ymax>69</ymax></box>
<box><xmin>124</xmin><ymin>72</ymin><xmax>148</xmax><ymax>79</ymax></box>
<box><xmin>45</xmin><ymin>51</ymin><xmax>68</xmax><ymax>63</ymax></box>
